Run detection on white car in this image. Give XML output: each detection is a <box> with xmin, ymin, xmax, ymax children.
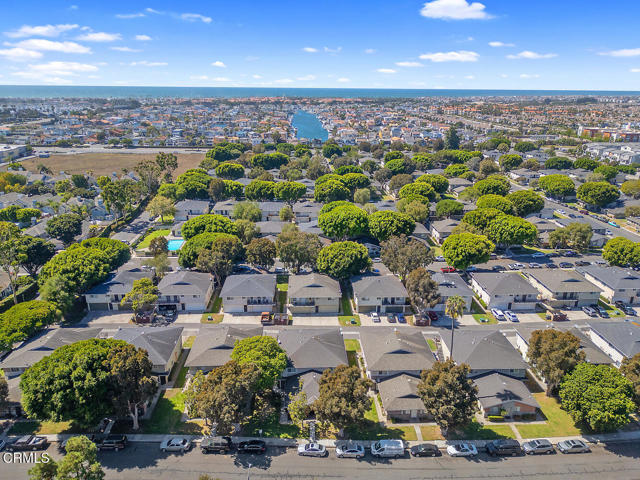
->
<box><xmin>298</xmin><ymin>443</ymin><xmax>327</xmax><ymax>457</ymax></box>
<box><xmin>605</xmin><ymin>230</ymin><xmax>613</xmax><ymax>236</ymax></box>
<box><xmin>435</xmin><ymin>256</ymin><xmax>446</xmax><ymax>262</ymax></box>
<box><xmin>160</xmin><ymin>437</ymin><xmax>192</xmax><ymax>453</ymax></box>
<box><xmin>490</xmin><ymin>308</ymin><xmax>505</xmax><ymax>320</ymax></box>
<box><xmin>370</xmin><ymin>312</ymin><xmax>380</xmax><ymax>323</ymax></box>
<box><xmin>504</xmin><ymin>310</ymin><xmax>518</xmax><ymax>322</ymax></box>
<box><xmin>447</xmin><ymin>443</ymin><xmax>478</xmax><ymax>457</ymax></box>
<box><xmin>335</xmin><ymin>443</ymin><xmax>365</xmax><ymax>458</ymax></box>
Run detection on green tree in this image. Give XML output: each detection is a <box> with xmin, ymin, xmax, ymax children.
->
<box><xmin>196</xmin><ymin>249</ymin><xmax>233</xmax><ymax>286</ymax></box>
<box><xmin>120</xmin><ymin>278</ymin><xmax>158</xmax><ymax>314</ymax></box>
<box><xmin>506</xmin><ymin>189</ymin><xmax>544</xmax><ymax>217</ymax></box>
<box><xmin>444</xmin><ymin>127</ymin><xmax>460</xmax><ymax>150</ymax></box>
<box><xmin>485</xmin><ymin>215</ymin><xmax>538</xmax><ymax>247</ymax></box>
<box><xmin>146</xmin><ymin>195</ymin><xmax>175</xmax><ymax>222</ymax></box>
<box><xmin>416</xmin><ymin>174</ymin><xmax>449</xmax><ymax>194</ymax></box>
<box><xmin>442</xmin><ymin>233</ymin><xmax>494</xmax><ymax>270</ymax></box>
<box><xmin>207</xmin><ymin>178</ymin><xmax>228</xmax><ymax>202</ymax></box>
<box><xmin>443</xmin><ymin>164</ymin><xmax>469</xmax><ymax>178</ymax></box>
<box><xmin>574</xmin><ymin>157</ymin><xmax>599</xmax><ymax>171</ymax></box>
<box><xmin>418</xmin><ymin>360</ymin><xmax>477</xmax><ymax>435</ymax></box>
<box><xmin>215</xmin><ymin>162</ymin><xmax>244</xmax><ymax>180</ymax></box>
<box><xmin>279</xmin><ymin>205</ymin><xmax>294</xmax><ymax>221</ymax></box>
<box><xmin>602</xmin><ymin>237</ymin><xmax>640</xmax><ymax>267</ymax></box>
<box><xmin>474</xmin><ymin>176</ymin><xmax>510</xmax><ymax>196</ymax></box>
<box><xmin>232</xmin><ymin>201</ymin><xmax>261</xmax><ymax>222</ymax></box>
<box><xmin>244</xmin><ymin>180</ymin><xmax>276</xmax><ymax>201</ymax></box>
<box><xmin>445</xmin><ymin>296</ymin><xmax>466</xmax><ymax>358</ymax></box>
<box><xmin>148</xmin><ymin>236</ymin><xmax>168</xmax><ymax>256</ymax></box>
<box><xmin>621</xmin><ymin>180</ymin><xmax>640</xmax><ymax>199</ymax></box>
<box><xmin>0</xmin><ymin>300</ymin><xmax>59</xmax><ymax>351</ymax></box>
<box><xmin>380</xmin><ymin>235</ymin><xmax>434</xmax><ymax>279</ymax></box>
<box><xmin>548</xmin><ymin>223</ymin><xmax>593</xmax><ymax>252</ymax></box>
<box><xmin>181</xmin><ymin>214</ymin><xmax>238</xmax><ymax>240</ymax></box>
<box><xmin>316</xmin><ymin>241</ymin><xmax>372</xmax><ymax>280</ymax></box>
<box><xmin>314</xmin><ymin>179</ymin><xmax>350</xmax><ymax>203</ymax></box>
<box><xmin>577</xmin><ymin>181</ymin><xmax>620</xmax><ymax>207</ymax></box>
<box><xmin>528</xmin><ymin>329</ymin><xmax>585</xmax><ymax>396</ymax></box>
<box><xmin>0</xmin><ymin>222</ymin><xmax>27</xmax><ymax>304</ymax></box>
<box><xmin>29</xmin><ymin>461</ymin><xmax>58</xmax><ymax>480</ymax></box>
<box><xmin>368</xmin><ymin>211</ymin><xmax>415</xmax><ymax>242</ymax></box>
<box><xmin>56</xmin><ymin>435</ymin><xmax>105</xmax><ymax>480</ymax></box>
<box><xmin>179</xmin><ymin>232</ymin><xmax>242</xmax><ymax>268</ymax></box>
<box><xmin>313</xmin><ymin>365</ymin><xmax>374</xmax><ymax>435</ymax></box>
<box><xmin>399</xmin><ymin>199</ymin><xmax>430</xmax><ymax>222</ymax></box>
<box><xmin>560</xmin><ymin>363</ymin><xmax>635</xmax><ymax>432</ymax></box>
<box><xmin>245</xmin><ymin>238</ymin><xmax>276</xmax><ymax>270</ymax></box>
<box><xmin>398</xmin><ymin>182</ymin><xmax>436</xmax><ymax>201</ymax></box>
<box><xmin>499</xmin><ymin>154</ymin><xmax>523</xmax><ymax>171</ymax></box>
<box><xmin>545</xmin><ymin>156</ymin><xmax>573</xmax><ymax>170</ymax></box>
<box><xmin>231</xmin><ymin>336</ymin><xmax>288</xmax><ymax>390</ymax></box>
<box><xmin>46</xmin><ymin>213</ymin><xmax>82</xmax><ymax>245</ymax></box>
<box><xmin>405</xmin><ymin>267</ymin><xmax>440</xmax><ymax>313</ymax></box>
<box><xmin>276</xmin><ymin>228</ymin><xmax>323</xmax><ymax>273</ymax></box>
<box><xmin>318</xmin><ymin>204</ymin><xmax>369</xmax><ymax>240</ymax></box>
<box><xmin>287</xmin><ymin>389</ymin><xmax>309</xmax><ymax>427</ymax></box>
<box><xmin>353</xmin><ymin>188</ymin><xmax>370</xmax><ymax>205</ymax></box>
<box><xmin>274</xmin><ymin>181</ymin><xmax>307</xmax><ymax>206</ymax></box>
<box><xmin>143</xmin><ymin>253</ymin><xmax>171</xmax><ymax>279</ymax></box>
<box><xmin>513</xmin><ymin>141</ymin><xmax>536</xmax><ymax>153</ymax></box>
<box><xmin>435</xmin><ymin>199</ymin><xmax>464</xmax><ymax>218</ymax></box>
<box><xmin>594</xmin><ymin>164</ymin><xmax>618</xmax><ymax>181</ymax></box>
<box><xmin>620</xmin><ymin>353</ymin><xmax>640</xmax><ymax>410</ymax></box>
<box><xmin>388</xmin><ymin>173</ymin><xmax>413</xmax><ymax>192</ymax></box>
<box><xmin>538</xmin><ymin>174</ymin><xmax>576</xmax><ymax>200</ymax></box>
<box><xmin>476</xmin><ymin>194</ymin><xmax>514</xmax><ymax>214</ymax></box>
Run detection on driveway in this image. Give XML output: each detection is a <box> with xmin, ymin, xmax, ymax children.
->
<box><xmin>222</xmin><ymin>313</ymin><xmax>263</xmax><ymax>324</ymax></box>
<box><xmin>81</xmin><ymin>311</ymin><xmax>133</xmax><ymax>326</ymax></box>
<box><xmin>290</xmin><ymin>314</ymin><xmax>340</xmax><ymax>326</ymax></box>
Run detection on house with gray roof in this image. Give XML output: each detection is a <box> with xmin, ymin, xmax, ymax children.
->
<box><xmin>292</xmin><ymin>201</ymin><xmax>321</xmax><ymax>223</ymax></box>
<box><xmin>174</xmin><ymin>199</ymin><xmax>210</xmax><ymax>221</ymax></box>
<box><xmin>158</xmin><ymin>271</ymin><xmax>214</xmax><ymax>312</ymax></box>
<box><xmin>360</xmin><ymin>329</ymin><xmax>435</xmax><ymax>381</ymax></box>
<box><xmin>351</xmin><ymin>273</ymin><xmax>409</xmax><ymax>314</ymax></box>
<box><xmin>431</xmin><ymin>272</ymin><xmax>474</xmax><ymax>313</ymax></box>
<box><xmin>441</xmin><ymin>330</ymin><xmax>528</xmax><ymax>379</ymax></box>
<box><xmin>576</xmin><ymin>265</ymin><xmax>640</xmax><ymax>305</ymax></box>
<box><xmin>474</xmin><ymin>373</ymin><xmax>539</xmax><ymax>418</ymax></box>
<box><xmin>469</xmin><ymin>272</ymin><xmax>539</xmax><ymax>311</ymax></box>
<box><xmin>377</xmin><ymin>374</ymin><xmax>428</xmax><ymax>421</ymax></box>
<box><xmin>212</xmin><ymin>199</ymin><xmax>238</xmax><ymax>217</ymax></box>
<box><xmin>269</xmin><ymin>328</ymin><xmax>348</xmax><ymax>378</ymax></box>
<box><xmin>429</xmin><ymin>219</ymin><xmax>459</xmax><ymax>244</ymax></box>
<box><xmin>185</xmin><ymin>325</ymin><xmax>263</xmax><ymax>373</ymax></box>
<box><xmin>219</xmin><ymin>274</ymin><xmax>276</xmax><ymax>313</ymax></box>
<box><xmin>285</xmin><ymin>370</ymin><xmax>323</xmax><ymax>407</ymax></box>
<box><xmin>258</xmin><ymin>201</ymin><xmax>286</xmax><ymax>221</ymax></box>
<box><xmin>287</xmin><ymin>273</ymin><xmax>341</xmax><ymax>314</ymax></box>
<box><xmin>523</xmin><ymin>269</ymin><xmax>602</xmax><ymax>308</ymax></box>
<box><xmin>255</xmin><ymin>220</ymin><xmax>287</xmax><ymax>236</ymax></box>
<box><xmin>0</xmin><ymin>327</ymin><xmax>103</xmax><ymax>377</ymax></box>
<box><xmin>112</xmin><ymin>326</ymin><xmax>183</xmax><ymax>384</ymax></box>
<box><xmin>85</xmin><ymin>262</ymin><xmax>154</xmax><ymax>311</ymax></box>
<box><xmin>587</xmin><ymin>322</ymin><xmax>640</xmax><ymax>366</ymax></box>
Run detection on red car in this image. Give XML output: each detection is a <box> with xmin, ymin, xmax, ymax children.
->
<box><xmin>440</xmin><ymin>266</ymin><xmax>456</xmax><ymax>273</ymax></box>
<box><xmin>427</xmin><ymin>311</ymin><xmax>439</xmax><ymax>323</ymax></box>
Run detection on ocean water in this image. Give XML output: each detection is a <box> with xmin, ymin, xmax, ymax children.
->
<box><xmin>292</xmin><ymin>110</ymin><xmax>328</xmax><ymax>141</ymax></box>
<box><xmin>1</xmin><ymin>85</ymin><xmax>639</xmax><ymax>99</ymax></box>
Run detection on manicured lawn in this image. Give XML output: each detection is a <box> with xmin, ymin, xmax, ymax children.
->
<box><xmin>339</xmin><ymin>295</ymin><xmax>360</xmax><ymax>326</ymax></box>
<box><xmin>173</xmin><ymin>367</ymin><xmax>188</xmax><ymax>388</ymax></box>
<box><xmin>473</xmin><ymin>313</ymin><xmax>497</xmax><ymax>325</ymax></box>
<box><xmin>365</xmin><ymin>397</ymin><xmax>379</xmax><ymax>422</ymax></box>
<box><xmin>344</xmin><ymin>399</ymin><xmax>415</xmax><ymax>441</ymax></box>
<box><xmin>516</xmin><ymin>393</ymin><xmax>583</xmax><ymax>438</ymax></box>
<box><xmin>397</xmin><ymin>426</ymin><xmax>418</xmax><ymax>441</ymax></box>
<box><xmin>144</xmin><ymin>388</ymin><xmax>186</xmax><ymax>434</ymax></box>
<box><xmin>449</xmin><ymin>420</ymin><xmax>515</xmax><ymax>440</ymax></box>
<box><xmin>420</xmin><ymin>425</ymin><xmax>445</xmax><ymax>441</ymax></box>
<box><xmin>426</xmin><ymin>338</ymin><xmax>437</xmax><ymax>351</ymax></box>
<box><xmin>597</xmin><ymin>299</ymin><xmax>625</xmax><ymax>317</ymax></box>
<box><xmin>137</xmin><ymin>229</ymin><xmax>170</xmax><ymax>249</ymax></box>
<box><xmin>8</xmin><ymin>420</ymin><xmax>79</xmax><ymax>435</ymax></box>
<box><xmin>243</xmin><ymin>414</ymin><xmax>300</xmax><ymax>439</ymax></box>
<box><xmin>276</xmin><ymin>275</ymin><xmax>289</xmax><ymax>291</ymax></box>
<box><xmin>200</xmin><ymin>313</ymin><xmax>223</xmax><ymax>323</ymax></box>
<box><xmin>344</xmin><ymin>339</ymin><xmax>362</xmax><ymax>352</ymax></box>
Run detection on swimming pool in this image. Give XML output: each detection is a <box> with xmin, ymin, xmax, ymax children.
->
<box><xmin>167</xmin><ymin>239</ymin><xmax>185</xmax><ymax>251</ymax></box>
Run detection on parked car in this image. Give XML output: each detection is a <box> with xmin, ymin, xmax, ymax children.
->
<box><xmin>582</xmin><ymin>306</ymin><xmax>597</xmax><ymax>317</ymax></box>
<box><xmin>6</xmin><ymin>435</ymin><xmax>49</xmax><ymax>452</ymax></box>
<box><xmin>440</xmin><ymin>266</ymin><xmax>456</xmax><ymax>273</ymax></box>
<box><xmin>371</xmin><ymin>439</ymin><xmax>405</xmax><ymax>458</ymax></box>
<box><xmin>160</xmin><ymin>437</ymin><xmax>191</xmax><ymax>453</ymax></box>
<box><xmin>435</xmin><ymin>256</ymin><xmax>446</xmax><ymax>262</ymax></box>
<box><xmin>490</xmin><ymin>308</ymin><xmax>505</xmax><ymax>321</ymax></box>
<box><xmin>201</xmin><ymin>436</ymin><xmax>233</xmax><ymax>454</ymax></box>
<box><xmin>557</xmin><ymin>439</ymin><xmax>590</xmax><ymax>454</ymax></box>
<box><xmin>335</xmin><ymin>442</ymin><xmax>365</xmax><ymax>458</ymax></box>
<box><xmin>614</xmin><ymin>300</ymin><xmax>626</xmax><ymax>309</ymax></box>
<box><xmin>396</xmin><ymin>313</ymin><xmax>406</xmax><ymax>324</ymax></box>
<box><xmin>531</xmin><ymin>252</ymin><xmax>546</xmax><ymax>258</ymax></box>
<box><xmin>559</xmin><ymin>262</ymin><xmax>573</xmax><ymax>268</ymax></box>
<box><xmin>93</xmin><ymin>435</ymin><xmax>127</xmax><ymax>451</ymax></box>
<box><xmin>237</xmin><ymin>440</ymin><xmax>267</xmax><ymax>454</ymax></box>
<box><xmin>522</xmin><ymin>439</ymin><xmax>555</xmax><ymax>455</ymax></box>
<box><xmin>595</xmin><ymin>305</ymin><xmax>609</xmax><ymax>318</ymax></box>
<box><xmin>546</xmin><ymin>309</ymin><xmax>568</xmax><ymax>321</ymax></box>
<box><xmin>0</xmin><ymin>439</ymin><xmax>5</xmax><ymax>451</ymax></box>
<box><xmin>427</xmin><ymin>311</ymin><xmax>439</xmax><ymax>323</ymax></box>
<box><xmin>370</xmin><ymin>312</ymin><xmax>380</xmax><ymax>323</ymax></box>
<box><xmin>492</xmin><ymin>265</ymin><xmax>505</xmax><ymax>271</ymax></box>
<box><xmin>486</xmin><ymin>439</ymin><xmax>523</xmax><ymax>457</ymax></box>
<box><xmin>386</xmin><ymin>313</ymin><xmax>396</xmax><ymax>323</ymax></box>
<box><xmin>624</xmin><ymin>305</ymin><xmax>637</xmax><ymax>316</ymax></box>
<box><xmin>410</xmin><ymin>443</ymin><xmax>441</xmax><ymax>457</ymax></box>
<box><xmin>504</xmin><ymin>310</ymin><xmax>518</xmax><ymax>322</ymax></box>
<box><xmin>446</xmin><ymin>443</ymin><xmax>478</xmax><ymax>457</ymax></box>
<box><xmin>608</xmin><ymin>221</ymin><xmax>619</xmax><ymax>227</ymax></box>
<box><xmin>575</xmin><ymin>260</ymin><xmax>591</xmax><ymax>267</ymax></box>
<box><xmin>298</xmin><ymin>443</ymin><xmax>327</xmax><ymax>457</ymax></box>
<box><xmin>528</xmin><ymin>262</ymin><xmax>542</xmax><ymax>268</ymax></box>
<box><xmin>546</xmin><ymin>263</ymin><xmax>558</xmax><ymax>269</ymax></box>
<box><xmin>564</xmin><ymin>250</ymin><xmax>577</xmax><ymax>257</ymax></box>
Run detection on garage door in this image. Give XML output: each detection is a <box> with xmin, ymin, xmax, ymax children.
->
<box><xmin>88</xmin><ymin>303</ymin><xmax>109</xmax><ymax>311</ymax></box>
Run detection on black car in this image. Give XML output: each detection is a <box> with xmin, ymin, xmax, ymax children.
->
<box><xmin>200</xmin><ymin>436</ymin><xmax>233</xmax><ymax>454</ymax></box>
<box><xmin>93</xmin><ymin>434</ymin><xmax>127</xmax><ymax>451</ymax></box>
<box><xmin>485</xmin><ymin>439</ymin><xmax>523</xmax><ymax>457</ymax></box>
<box><xmin>410</xmin><ymin>443</ymin><xmax>441</xmax><ymax>457</ymax></box>
<box><xmin>237</xmin><ymin>440</ymin><xmax>266</xmax><ymax>454</ymax></box>
<box><xmin>7</xmin><ymin>435</ymin><xmax>49</xmax><ymax>452</ymax></box>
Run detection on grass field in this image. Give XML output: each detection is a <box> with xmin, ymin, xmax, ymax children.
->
<box><xmin>345</xmin><ymin>339</ymin><xmax>361</xmax><ymax>367</ymax></box>
<box><xmin>473</xmin><ymin>313</ymin><xmax>498</xmax><ymax>325</ymax></box>
<box><xmin>137</xmin><ymin>229</ymin><xmax>170</xmax><ymax>249</ymax></box>
<box><xmin>8</xmin><ymin>420</ymin><xmax>79</xmax><ymax>435</ymax></box>
<box><xmin>17</xmin><ymin>152</ymin><xmax>205</xmax><ymax>177</ymax></box>
<box><xmin>144</xmin><ymin>388</ymin><xmax>186</xmax><ymax>434</ymax></box>
<box><xmin>420</xmin><ymin>425</ymin><xmax>445</xmax><ymax>441</ymax></box>
<box><xmin>449</xmin><ymin>420</ymin><xmax>515</xmax><ymax>440</ymax></box>
<box><xmin>516</xmin><ymin>393</ymin><xmax>583</xmax><ymax>438</ymax></box>
<box><xmin>339</xmin><ymin>294</ymin><xmax>360</xmax><ymax>326</ymax></box>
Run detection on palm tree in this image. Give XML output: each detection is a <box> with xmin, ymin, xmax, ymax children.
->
<box><xmin>445</xmin><ymin>295</ymin><xmax>466</xmax><ymax>361</ymax></box>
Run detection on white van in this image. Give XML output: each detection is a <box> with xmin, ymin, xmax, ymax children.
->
<box><xmin>370</xmin><ymin>439</ymin><xmax>405</xmax><ymax>458</ymax></box>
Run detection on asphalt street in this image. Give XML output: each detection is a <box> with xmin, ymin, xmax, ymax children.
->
<box><xmin>2</xmin><ymin>442</ymin><xmax>640</xmax><ymax>480</ymax></box>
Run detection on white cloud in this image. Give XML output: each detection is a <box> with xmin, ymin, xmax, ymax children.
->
<box><xmin>364</xmin><ymin>48</ymin><xmax>376</xmax><ymax>54</ymax></box>
<box><xmin>489</xmin><ymin>41</ymin><xmax>514</xmax><ymax>47</ymax></box>
<box><xmin>180</xmin><ymin>13</ymin><xmax>212</xmax><ymax>23</ymax></box>
<box><xmin>5</xmin><ymin>24</ymin><xmax>78</xmax><ymax>38</ymax></box>
<box><xmin>9</xmin><ymin>39</ymin><xmax>91</xmax><ymax>54</ymax></box>
<box><xmin>324</xmin><ymin>46</ymin><xmax>342</xmax><ymax>53</ymax></box>
<box><xmin>507</xmin><ymin>50</ymin><xmax>557</xmax><ymax>59</ymax></box>
<box><xmin>211</xmin><ymin>61</ymin><xmax>226</xmax><ymax>68</ymax></box>
<box><xmin>146</xmin><ymin>8</ymin><xmax>163</xmax><ymax>14</ymax></box>
<box><xmin>420</xmin><ymin>0</ymin><xmax>492</xmax><ymax>20</ymax></box>
<box><xmin>464</xmin><ymin>75</ymin><xmax>475</xmax><ymax>79</ymax></box>
<box><xmin>297</xmin><ymin>74</ymin><xmax>316</xmax><ymax>81</ymax></box>
<box><xmin>13</xmin><ymin>61</ymin><xmax>98</xmax><ymax>83</ymax></box>
<box><xmin>377</xmin><ymin>68</ymin><xmax>396</xmax><ymax>73</ymax></box>
<box><xmin>76</xmin><ymin>32</ymin><xmax>122</xmax><ymax>42</ymax></box>
<box><xmin>499</xmin><ymin>73</ymin><xmax>508</xmax><ymax>78</ymax></box>
<box><xmin>0</xmin><ymin>47</ymin><xmax>43</xmax><ymax>61</ymax></box>
<box><xmin>252</xmin><ymin>74</ymin><xmax>262</xmax><ymax>79</ymax></box>
<box><xmin>190</xmin><ymin>75</ymin><xmax>209</xmax><ymax>80</ymax></box>
<box><xmin>419</xmin><ymin>50</ymin><xmax>479</xmax><ymax>62</ymax></box>
<box><xmin>135</xmin><ymin>35</ymin><xmax>152</xmax><ymax>41</ymax></box>
<box><xmin>337</xmin><ymin>77</ymin><xmax>350</xmax><ymax>82</ymax></box>
<box><xmin>116</xmin><ymin>13</ymin><xmax>145</xmax><ymax>19</ymax></box>
<box><xmin>302</xmin><ymin>47</ymin><xmax>318</xmax><ymax>53</ymax></box>
<box><xmin>599</xmin><ymin>48</ymin><xmax>640</xmax><ymax>57</ymax></box>
<box><xmin>111</xmin><ymin>46</ymin><xmax>141</xmax><ymax>52</ymax></box>
<box><xmin>520</xmin><ymin>73</ymin><xmax>540</xmax><ymax>78</ymax></box>
<box><xmin>630</xmin><ymin>68</ymin><xmax>640</xmax><ymax>73</ymax></box>
<box><xmin>129</xmin><ymin>61</ymin><xmax>168</xmax><ymax>67</ymax></box>
<box><xmin>212</xmin><ymin>77</ymin><xmax>230</xmax><ymax>81</ymax></box>
<box><xmin>395</xmin><ymin>61</ymin><xmax>423</xmax><ymax>67</ymax></box>
<box><xmin>275</xmin><ymin>78</ymin><xmax>294</xmax><ymax>84</ymax></box>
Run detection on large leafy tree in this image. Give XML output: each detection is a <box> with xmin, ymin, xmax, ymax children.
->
<box><xmin>538</xmin><ymin>174</ymin><xmax>576</xmax><ymax>200</ymax></box>
<box><xmin>45</xmin><ymin>213</ymin><xmax>82</xmax><ymax>245</ymax></box>
<box><xmin>314</xmin><ymin>179</ymin><xmax>350</xmax><ymax>203</ymax></box>
<box><xmin>245</xmin><ymin>238</ymin><xmax>276</xmax><ymax>270</ymax></box>
<box><xmin>232</xmin><ymin>201</ymin><xmax>261</xmax><ymax>222</ymax></box>
<box><xmin>499</xmin><ymin>154</ymin><xmax>523</xmax><ymax>171</ymax></box>
<box><xmin>0</xmin><ymin>222</ymin><xmax>27</xmax><ymax>304</ymax></box>
<box><xmin>179</xmin><ymin>232</ymin><xmax>243</xmax><ymax>269</ymax></box>
<box><xmin>435</xmin><ymin>199</ymin><xmax>463</xmax><ymax>218</ymax></box>
<box><xmin>577</xmin><ymin>181</ymin><xmax>620</xmax><ymax>207</ymax></box>
<box><xmin>442</xmin><ymin>233</ymin><xmax>494</xmax><ymax>271</ymax></box>
<box><xmin>416</xmin><ymin>174</ymin><xmax>449</xmax><ymax>194</ymax></box>
<box><xmin>405</xmin><ymin>267</ymin><xmax>440</xmax><ymax>313</ymax></box>
<box><xmin>461</xmin><ymin>208</ymin><xmax>505</xmax><ymax>232</ymax></box>
<box><xmin>146</xmin><ymin>195</ymin><xmax>175</xmax><ymax>222</ymax></box>
<box><xmin>485</xmin><ymin>215</ymin><xmax>538</xmax><ymax>247</ymax></box>
<box><xmin>184</xmin><ymin>362</ymin><xmax>260</xmax><ymax>434</ymax></box>
<box><xmin>549</xmin><ymin>223</ymin><xmax>593</xmax><ymax>252</ymax></box>
<box><xmin>528</xmin><ymin>329</ymin><xmax>585</xmax><ymax>396</ymax></box>
<box><xmin>476</xmin><ymin>194</ymin><xmax>514</xmax><ymax>214</ymax></box>
<box><xmin>274</xmin><ymin>181</ymin><xmax>307</xmax><ymax>206</ymax></box>
<box><xmin>181</xmin><ymin>214</ymin><xmax>238</xmax><ymax>240</ymax></box>
<box><xmin>444</xmin><ymin>127</ymin><xmax>460</xmax><ymax>150</ymax></box>
<box><xmin>602</xmin><ymin>237</ymin><xmax>640</xmax><ymax>267</ymax></box>
<box><xmin>418</xmin><ymin>360</ymin><xmax>477</xmax><ymax>435</ymax></box>
<box><xmin>0</xmin><ymin>300</ymin><xmax>60</xmax><ymax>351</ymax></box>
<box><xmin>316</xmin><ymin>241</ymin><xmax>372</xmax><ymax>280</ymax></box>
<box><xmin>244</xmin><ymin>180</ymin><xmax>276</xmax><ymax>201</ymax></box>
<box><xmin>318</xmin><ymin>204</ymin><xmax>368</xmax><ymax>240</ymax></box>
<box><xmin>368</xmin><ymin>211</ymin><xmax>415</xmax><ymax>242</ymax></box>
<box><xmin>313</xmin><ymin>365</ymin><xmax>374</xmax><ymax>434</ymax></box>
<box><xmin>230</xmin><ymin>336</ymin><xmax>287</xmax><ymax>391</ymax></box>
<box><xmin>380</xmin><ymin>235</ymin><xmax>434</xmax><ymax>279</ymax></box>
<box><xmin>57</xmin><ymin>435</ymin><xmax>105</xmax><ymax>480</ymax></box>
<box><xmin>506</xmin><ymin>189</ymin><xmax>544</xmax><ymax>217</ymax></box>
<box><xmin>398</xmin><ymin>182</ymin><xmax>436</xmax><ymax>201</ymax></box>
<box><xmin>621</xmin><ymin>180</ymin><xmax>640</xmax><ymax>199</ymax></box>
<box><xmin>276</xmin><ymin>228</ymin><xmax>323</xmax><ymax>273</ymax></box>
<box><xmin>474</xmin><ymin>176</ymin><xmax>510</xmax><ymax>196</ymax></box>
<box><xmin>620</xmin><ymin>353</ymin><xmax>640</xmax><ymax>410</ymax></box>
<box><xmin>559</xmin><ymin>363</ymin><xmax>635</xmax><ymax>432</ymax></box>
<box><xmin>545</xmin><ymin>156</ymin><xmax>573</xmax><ymax>170</ymax></box>
<box><xmin>119</xmin><ymin>278</ymin><xmax>158</xmax><ymax>314</ymax></box>
<box><xmin>214</xmin><ymin>162</ymin><xmax>244</xmax><ymax>180</ymax></box>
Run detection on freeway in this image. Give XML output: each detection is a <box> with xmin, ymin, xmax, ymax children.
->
<box><xmin>3</xmin><ymin>441</ymin><xmax>640</xmax><ymax>480</ymax></box>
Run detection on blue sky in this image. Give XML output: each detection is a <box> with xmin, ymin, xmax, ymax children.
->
<box><xmin>1</xmin><ymin>0</ymin><xmax>640</xmax><ymax>90</ymax></box>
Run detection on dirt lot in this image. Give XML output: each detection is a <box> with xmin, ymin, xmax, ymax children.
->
<box><xmin>16</xmin><ymin>152</ymin><xmax>205</xmax><ymax>177</ymax></box>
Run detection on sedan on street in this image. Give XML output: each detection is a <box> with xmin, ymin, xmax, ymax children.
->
<box><xmin>504</xmin><ymin>310</ymin><xmax>518</xmax><ymax>322</ymax></box>
<box><xmin>557</xmin><ymin>439</ymin><xmax>590</xmax><ymax>454</ymax></box>
<box><xmin>410</xmin><ymin>443</ymin><xmax>441</xmax><ymax>457</ymax></box>
<box><xmin>490</xmin><ymin>308</ymin><xmax>505</xmax><ymax>321</ymax></box>
<box><xmin>160</xmin><ymin>437</ymin><xmax>192</xmax><ymax>453</ymax></box>
<box><xmin>371</xmin><ymin>312</ymin><xmax>380</xmax><ymax>323</ymax></box>
<box><xmin>335</xmin><ymin>443</ymin><xmax>365</xmax><ymax>458</ymax></box>
<box><xmin>237</xmin><ymin>440</ymin><xmax>267</xmax><ymax>454</ymax></box>
<box><xmin>298</xmin><ymin>443</ymin><xmax>327</xmax><ymax>457</ymax></box>
<box><xmin>523</xmin><ymin>439</ymin><xmax>555</xmax><ymax>455</ymax></box>
<box><xmin>447</xmin><ymin>443</ymin><xmax>478</xmax><ymax>457</ymax></box>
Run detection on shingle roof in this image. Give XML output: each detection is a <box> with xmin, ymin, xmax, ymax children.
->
<box><xmin>86</xmin><ymin>263</ymin><xmax>153</xmax><ymax>295</ymax></box>
<box><xmin>158</xmin><ymin>271</ymin><xmax>212</xmax><ymax>295</ymax></box>
<box><xmin>219</xmin><ymin>274</ymin><xmax>276</xmax><ymax>298</ymax></box>
<box><xmin>352</xmin><ymin>274</ymin><xmax>408</xmax><ymax>298</ymax></box>
<box><xmin>185</xmin><ymin>325</ymin><xmax>263</xmax><ymax>369</ymax></box>
<box><xmin>378</xmin><ymin>374</ymin><xmax>425</xmax><ymax>412</ymax></box>
<box><xmin>432</xmin><ymin>272</ymin><xmax>474</xmax><ymax>298</ymax></box>
<box><xmin>112</xmin><ymin>326</ymin><xmax>183</xmax><ymax>369</ymax></box>
<box><xmin>443</xmin><ymin>330</ymin><xmax>528</xmax><ymax>372</ymax></box>
<box><xmin>589</xmin><ymin>322</ymin><xmax>640</xmax><ymax>358</ymax></box>
<box><xmin>288</xmin><ymin>273</ymin><xmax>341</xmax><ymax>299</ymax></box>
<box><xmin>474</xmin><ymin>373</ymin><xmax>540</xmax><ymax>410</ymax></box>
<box><xmin>575</xmin><ymin>265</ymin><xmax>640</xmax><ymax>290</ymax></box>
<box><xmin>360</xmin><ymin>329</ymin><xmax>435</xmax><ymax>372</ymax></box>
<box><xmin>524</xmin><ymin>269</ymin><xmax>602</xmax><ymax>294</ymax></box>
<box><xmin>471</xmin><ymin>272</ymin><xmax>538</xmax><ymax>296</ymax></box>
<box><xmin>271</xmin><ymin>328</ymin><xmax>348</xmax><ymax>371</ymax></box>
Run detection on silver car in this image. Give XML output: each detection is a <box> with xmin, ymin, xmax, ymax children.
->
<box><xmin>335</xmin><ymin>442</ymin><xmax>365</xmax><ymax>459</ymax></box>
<box><xmin>297</xmin><ymin>443</ymin><xmax>327</xmax><ymax>457</ymax></box>
<box><xmin>523</xmin><ymin>439</ymin><xmax>554</xmax><ymax>455</ymax></box>
<box><xmin>557</xmin><ymin>439</ymin><xmax>590</xmax><ymax>454</ymax></box>
<box><xmin>160</xmin><ymin>437</ymin><xmax>192</xmax><ymax>453</ymax></box>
